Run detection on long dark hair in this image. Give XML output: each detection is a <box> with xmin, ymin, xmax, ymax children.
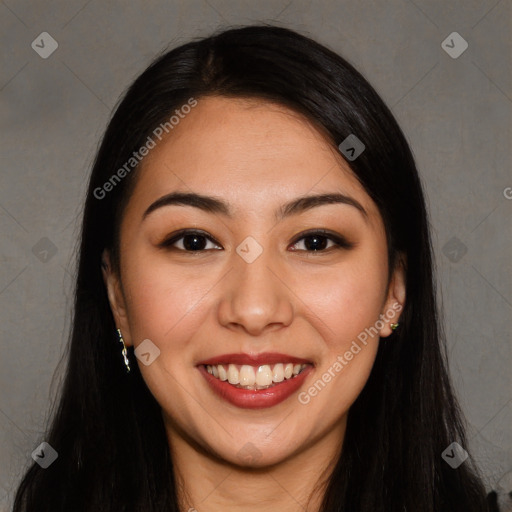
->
<box><xmin>13</xmin><ymin>24</ymin><xmax>489</xmax><ymax>511</ymax></box>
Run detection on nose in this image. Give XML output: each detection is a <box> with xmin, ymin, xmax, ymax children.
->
<box><xmin>217</xmin><ymin>245</ymin><xmax>294</xmax><ymax>336</ymax></box>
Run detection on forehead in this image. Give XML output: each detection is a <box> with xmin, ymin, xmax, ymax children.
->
<box><xmin>128</xmin><ymin>96</ymin><xmax>380</xmax><ymax>222</ymax></box>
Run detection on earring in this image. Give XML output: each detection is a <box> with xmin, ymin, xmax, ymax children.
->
<box><xmin>390</xmin><ymin>323</ymin><xmax>400</xmax><ymax>331</ymax></box>
<box><xmin>117</xmin><ymin>328</ymin><xmax>131</xmax><ymax>373</ymax></box>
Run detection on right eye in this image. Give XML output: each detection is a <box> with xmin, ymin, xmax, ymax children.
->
<box><xmin>159</xmin><ymin>230</ymin><xmax>223</xmax><ymax>252</ymax></box>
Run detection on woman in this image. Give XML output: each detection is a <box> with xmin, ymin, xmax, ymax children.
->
<box><xmin>13</xmin><ymin>25</ymin><xmax>489</xmax><ymax>511</ymax></box>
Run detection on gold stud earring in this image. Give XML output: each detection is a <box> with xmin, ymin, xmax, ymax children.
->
<box><xmin>390</xmin><ymin>323</ymin><xmax>399</xmax><ymax>331</ymax></box>
<box><xmin>117</xmin><ymin>328</ymin><xmax>131</xmax><ymax>373</ymax></box>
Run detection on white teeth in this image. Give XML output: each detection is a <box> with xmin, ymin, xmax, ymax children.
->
<box><xmin>256</xmin><ymin>365</ymin><xmax>273</xmax><ymax>386</ymax></box>
<box><xmin>272</xmin><ymin>363</ymin><xmax>284</xmax><ymax>383</ymax></box>
<box><xmin>227</xmin><ymin>364</ymin><xmax>240</xmax><ymax>384</ymax></box>
<box><xmin>205</xmin><ymin>362</ymin><xmax>309</xmax><ymax>389</ymax></box>
<box><xmin>218</xmin><ymin>364</ymin><xmax>228</xmax><ymax>381</ymax></box>
<box><xmin>239</xmin><ymin>365</ymin><xmax>256</xmax><ymax>386</ymax></box>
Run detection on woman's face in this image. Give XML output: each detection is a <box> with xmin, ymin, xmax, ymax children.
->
<box><xmin>103</xmin><ymin>96</ymin><xmax>405</xmax><ymax>467</ymax></box>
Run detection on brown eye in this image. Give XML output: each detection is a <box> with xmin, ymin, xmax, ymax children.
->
<box><xmin>160</xmin><ymin>230</ymin><xmax>222</xmax><ymax>252</ymax></box>
<box><xmin>289</xmin><ymin>230</ymin><xmax>354</xmax><ymax>253</ymax></box>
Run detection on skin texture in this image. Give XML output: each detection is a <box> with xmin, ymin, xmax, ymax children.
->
<box><xmin>103</xmin><ymin>96</ymin><xmax>406</xmax><ymax>512</ymax></box>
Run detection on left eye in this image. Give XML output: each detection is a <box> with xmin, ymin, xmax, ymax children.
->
<box><xmin>289</xmin><ymin>231</ymin><xmax>351</xmax><ymax>252</ymax></box>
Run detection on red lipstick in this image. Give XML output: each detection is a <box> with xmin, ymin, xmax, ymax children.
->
<box><xmin>197</xmin><ymin>352</ymin><xmax>312</xmax><ymax>366</ymax></box>
<box><xmin>197</xmin><ymin>352</ymin><xmax>314</xmax><ymax>409</ymax></box>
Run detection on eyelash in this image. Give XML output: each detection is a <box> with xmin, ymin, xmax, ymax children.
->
<box><xmin>159</xmin><ymin>229</ymin><xmax>354</xmax><ymax>254</ymax></box>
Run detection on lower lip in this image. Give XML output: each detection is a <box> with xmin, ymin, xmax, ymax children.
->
<box><xmin>198</xmin><ymin>365</ymin><xmax>314</xmax><ymax>409</ymax></box>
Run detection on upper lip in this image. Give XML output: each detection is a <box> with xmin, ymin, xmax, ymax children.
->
<box><xmin>197</xmin><ymin>352</ymin><xmax>313</xmax><ymax>366</ymax></box>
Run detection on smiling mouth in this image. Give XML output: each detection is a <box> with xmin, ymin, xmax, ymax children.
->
<box><xmin>202</xmin><ymin>362</ymin><xmax>312</xmax><ymax>390</ymax></box>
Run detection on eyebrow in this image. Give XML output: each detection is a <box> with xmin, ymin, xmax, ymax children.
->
<box><xmin>142</xmin><ymin>191</ymin><xmax>368</xmax><ymax>222</ymax></box>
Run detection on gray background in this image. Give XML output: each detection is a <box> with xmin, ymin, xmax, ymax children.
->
<box><xmin>1</xmin><ymin>0</ymin><xmax>511</xmax><ymax>509</ymax></box>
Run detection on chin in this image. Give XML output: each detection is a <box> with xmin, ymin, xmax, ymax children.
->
<box><xmin>219</xmin><ymin>440</ymin><xmax>293</xmax><ymax>469</ymax></box>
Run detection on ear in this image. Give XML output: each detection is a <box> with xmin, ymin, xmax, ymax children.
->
<box><xmin>101</xmin><ymin>249</ymin><xmax>133</xmax><ymax>346</ymax></box>
<box><xmin>379</xmin><ymin>253</ymin><xmax>406</xmax><ymax>338</ymax></box>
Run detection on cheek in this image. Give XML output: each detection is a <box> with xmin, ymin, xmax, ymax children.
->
<box><xmin>298</xmin><ymin>250</ymin><xmax>389</xmax><ymax>350</ymax></box>
<box><xmin>121</xmin><ymin>255</ymin><xmax>209</xmax><ymax>351</ymax></box>
<box><xmin>310</xmin><ymin>247</ymin><xmax>388</xmax><ymax>407</ymax></box>
<box><xmin>296</xmin><ymin>256</ymin><xmax>387</xmax><ymax>417</ymax></box>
